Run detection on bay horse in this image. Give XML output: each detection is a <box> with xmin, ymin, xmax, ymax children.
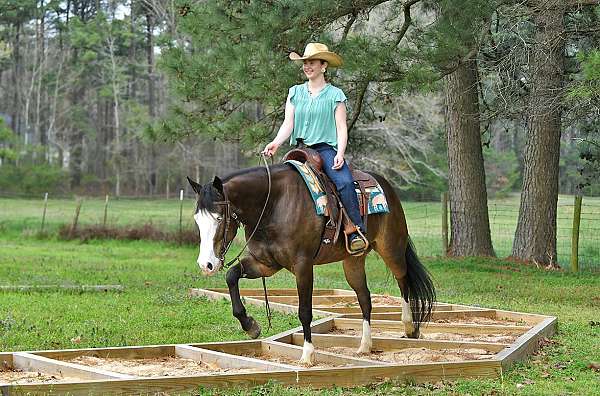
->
<box><xmin>187</xmin><ymin>162</ymin><xmax>435</xmax><ymax>365</ymax></box>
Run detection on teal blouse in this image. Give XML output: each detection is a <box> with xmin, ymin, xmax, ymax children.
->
<box><xmin>288</xmin><ymin>82</ymin><xmax>347</xmax><ymax>150</ymax></box>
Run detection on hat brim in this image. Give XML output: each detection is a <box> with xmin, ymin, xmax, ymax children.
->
<box><xmin>289</xmin><ymin>51</ymin><xmax>343</xmax><ymax>68</ymax></box>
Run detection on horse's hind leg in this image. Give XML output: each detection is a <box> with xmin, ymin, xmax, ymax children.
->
<box><xmin>342</xmin><ymin>256</ymin><xmax>372</xmax><ymax>354</ymax></box>
<box><xmin>226</xmin><ymin>257</ymin><xmax>281</xmax><ymax>339</ymax></box>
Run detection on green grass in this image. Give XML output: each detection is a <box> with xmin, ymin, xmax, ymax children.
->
<box><xmin>2</xmin><ymin>194</ymin><xmax>599</xmax><ymax>270</ymax></box>
<box><xmin>1</xmin><ymin>232</ymin><xmax>599</xmax><ymax>395</ymax></box>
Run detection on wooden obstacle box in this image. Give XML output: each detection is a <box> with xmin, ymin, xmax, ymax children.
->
<box><xmin>1</xmin><ymin>289</ymin><xmax>556</xmax><ymax>394</ymax></box>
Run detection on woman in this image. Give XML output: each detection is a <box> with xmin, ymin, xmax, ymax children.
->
<box><xmin>262</xmin><ymin>42</ymin><xmax>367</xmax><ymax>254</ymax></box>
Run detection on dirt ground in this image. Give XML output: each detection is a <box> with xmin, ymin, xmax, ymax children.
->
<box><xmin>324</xmin><ymin>346</ymin><xmax>494</xmax><ymax>363</ymax></box>
<box><xmin>0</xmin><ymin>368</ymin><xmax>79</xmax><ymax>384</ymax></box>
<box><xmin>67</xmin><ymin>355</ymin><xmax>257</xmax><ymax>377</ymax></box>
<box><xmin>241</xmin><ymin>351</ymin><xmax>347</xmax><ymax>368</ymax></box>
<box><xmin>330</xmin><ymin>327</ymin><xmax>519</xmax><ymax>344</ymax></box>
<box><xmin>433</xmin><ymin>316</ymin><xmax>528</xmax><ymax>326</ymax></box>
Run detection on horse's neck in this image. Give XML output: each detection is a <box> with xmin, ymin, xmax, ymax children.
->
<box><xmin>224</xmin><ymin>167</ymin><xmax>278</xmax><ymax>224</ymax></box>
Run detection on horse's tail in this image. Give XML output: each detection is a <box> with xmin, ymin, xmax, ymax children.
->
<box><xmin>405</xmin><ymin>237</ymin><xmax>436</xmax><ymax>332</ymax></box>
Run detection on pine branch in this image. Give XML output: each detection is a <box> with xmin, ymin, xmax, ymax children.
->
<box><xmin>568</xmin><ymin>0</ymin><xmax>600</xmax><ymax>6</ymax></box>
<box><xmin>394</xmin><ymin>0</ymin><xmax>423</xmax><ymax>47</ymax></box>
<box><xmin>349</xmin><ymin>81</ymin><xmax>370</xmax><ymax>132</ymax></box>
<box><xmin>341</xmin><ymin>12</ymin><xmax>357</xmax><ymax>43</ymax></box>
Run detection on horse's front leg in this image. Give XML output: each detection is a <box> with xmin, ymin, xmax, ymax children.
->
<box><xmin>342</xmin><ymin>256</ymin><xmax>372</xmax><ymax>354</ymax></box>
<box><xmin>225</xmin><ymin>258</ymin><xmax>280</xmax><ymax>339</ymax></box>
<box><xmin>295</xmin><ymin>261</ymin><xmax>315</xmax><ymax>366</ymax></box>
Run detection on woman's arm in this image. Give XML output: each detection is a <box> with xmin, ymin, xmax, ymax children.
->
<box><xmin>263</xmin><ymin>96</ymin><xmax>295</xmax><ymax>156</ymax></box>
<box><xmin>332</xmin><ymin>101</ymin><xmax>348</xmax><ymax>169</ymax></box>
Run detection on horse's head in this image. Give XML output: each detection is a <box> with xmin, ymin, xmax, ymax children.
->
<box><xmin>187</xmin><ymin>176</ymin><xmax>239</xmax><ymax>276</ymax></box>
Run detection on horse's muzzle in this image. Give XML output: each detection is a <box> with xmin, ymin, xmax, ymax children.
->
<box><xmin>199</xmin><ymin>260</ymin><xmax>222</xmax><ymax>276</ymax></box>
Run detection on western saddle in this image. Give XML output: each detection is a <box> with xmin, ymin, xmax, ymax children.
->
<box><xmin>282</xmin><ymin>142</ymin><xmax>379</xmax><ymax>258</ymax></box>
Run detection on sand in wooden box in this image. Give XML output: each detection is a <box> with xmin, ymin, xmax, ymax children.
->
<box><xmin>329</xmin><ymin>327</ymin><xmax>520</xmax><ymax>344</ymax></box>
<box><xmin>1</xmin><ymin>366</ymin><xmax>80</xmax><ymax>385</ymax></box>
<box><xmin>322</xmin><ymin>346</ymin><xmax>494</xmax><ymax>364</ymax></box>
<box><xmin>65</xmin><ymin>355</ymin><xmax>252</xmax><ymax>377</ymax></box>
<box><xmin>197</xmin><ymin>342</ymin><xmax>358</xmax><ymax>369</ymax></box>
<box><xmin>432</xmin><ymin>317</ymin><xmax>528</xmax><ymax>326</ymax></box>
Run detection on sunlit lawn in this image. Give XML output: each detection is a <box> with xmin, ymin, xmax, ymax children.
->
<box><xmin>0</xmin><ymin>231</ymin><xmax>599</xmax><ymax>395</ymax></box>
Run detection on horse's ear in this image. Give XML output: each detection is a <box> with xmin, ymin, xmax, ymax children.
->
<box><xmin>212</xmin><ymin>176</ymin><xmax>223</xmax><ymax>193</ymax></box>
<box><xmin>187</xmin><ymin>176</ymin><xmax>202</xmax><ymax>195</ymax></box>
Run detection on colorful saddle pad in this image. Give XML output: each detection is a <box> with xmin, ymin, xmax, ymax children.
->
<box><xmin>285</xmin><ymin>160</ymin><xmax>390</xmax><ymax>216</ymax></box>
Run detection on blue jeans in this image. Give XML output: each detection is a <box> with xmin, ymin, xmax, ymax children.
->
<box><xmin>310</xmin><ymin>143</ymin><xmax>365</xmax><ymax>231</ymax></box>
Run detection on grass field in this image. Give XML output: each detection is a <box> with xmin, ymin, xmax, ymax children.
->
<box><xmin>2</xmin><ymin>194</ymin><xmax>599</xmax><ymax>269</ymax></box>
<box><xmin>1</xmin><ymin>198</ymin><xmax>599</xmax><ymax>395</ymax></box>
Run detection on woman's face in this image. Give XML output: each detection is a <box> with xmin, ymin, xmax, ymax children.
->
<box><xmin>303</xmin><ymin>59</ymin><xmax>327</xmax><ymax>79</ymax></box>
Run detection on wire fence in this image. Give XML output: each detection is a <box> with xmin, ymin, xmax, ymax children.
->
<box><xmin>404</xmin><ymin>195</ymin><xmax>600</xmax><ymax>271</ymax></box>
<box><xmin>1</xmin><ymin>192</ymin><xmax>599</xmax><ymax>271</ymax></box>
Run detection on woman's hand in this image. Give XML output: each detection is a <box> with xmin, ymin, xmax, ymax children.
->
<box><xmin>262</xmin><ymin>141</ymin><xmax>280</xmax><ymax>157</ymax></box>
<box><xmin>332</xmin><ymin>152</ymin><xmax>345</xmax><ymax>169</ymax></box>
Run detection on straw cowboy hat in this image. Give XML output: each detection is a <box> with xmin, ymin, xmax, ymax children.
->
<box><xmin>289</xmin><ymin>43</ymin><xmax>343</xmax><ymax>68</ymax></box>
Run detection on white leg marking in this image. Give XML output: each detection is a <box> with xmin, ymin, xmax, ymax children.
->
<box><xmin>402</xmin><ymin>299</ymin><xmax>416</xmax><ymax>336</ymax></box>
<box><xmin>357</xmin><ymin>319</ymin><xmax>372</xmax><ymax>354</ymax></box>
<box><xmin>299</xmin><ymin>341</ymin><xmax>315</xmax><ymax>366</ymax></box>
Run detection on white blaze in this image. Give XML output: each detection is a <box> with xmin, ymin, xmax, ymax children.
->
<box><xmin>194</xmin><ymin>210</ymin><xmax>221</xmax><ymax>274</ymax></box>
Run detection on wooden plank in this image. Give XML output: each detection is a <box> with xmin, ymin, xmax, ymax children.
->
<box><xmin>492</xmin><ymin>309</ymin><xmax>549</xmax><ymax>326</ymax></box>
<box><xmin>34</xmin><ymin>345</ymin><xmax>175</xmax><ymax>360</ymax></box>
<box><xmin>334</xmin><ymin>319</ymin><xmax>530</xmax><ymax>335</ymax></box>
<box><xmin>341</xmin><ymin>309</ymin><xmax>498</xmax><ymax>321</ymax></box>
<box><xmin>318</xmin><ymin>304</ymin><xmax>461</xmax><ymax>313</ymax></box>
<box><xmin>12</xmin><ymin>352</ymin><xmax>134</xmax><ymax>380</ymax></box>
<box><xmin>188</xmin><ymin>341</ymin><xmax>263</xmax><ymax>356</ymax></box>
<box><xmin>497</xmin><ymin>316</ymin><xmax>557</xmax><ymax>369</ymax></box>
<box><xmin>203</xmin><ymin>288</ymin><xmax>339</xmax><ymax>296</ymax></box>
<box><xmin>261</xmin><ymin>341</ymin><xmax>386</xmax><ymax>367</ymax></box>
<box><xmin>267</xmin><ymin>317</ymin><xmax>336</xmax><ymax>342</ymax></box>
<box><xmin>251</xmin><ymin>295</ymin><xmax>359</xmax><ymax>306</ymax></box>
<box><xmin>0</xmin><ymin>352</ymin><xmax>12</xmax><ymax>371</ymax></box>
<box><xmin>0</xmin><ymin>360</ymin><xmax>502</xmax><ymax>393</ymax></box>
<box><xmin>175</xmin><ymin>345</ymin><xmax>298</xmax><ymax>371</ymax></box>
<box><xmin>0</xmin><ymin>285</ymin><xmax>124</xmax><ymax>292</ymax></box>
<box><xmin>291</xmin><ymin>333</ymin><xmax>508</xmax><ymax>353</ymax></box>
<box><xmin>188</xmin><ymin>288</ymin><xmax>333</xmax><ymax>317</ymax></box>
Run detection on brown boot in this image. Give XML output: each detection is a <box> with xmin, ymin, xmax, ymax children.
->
<box><xmin>349</xmin><ymin>233</ymin><xmax>367</xmax><ymax>254</ymax></box>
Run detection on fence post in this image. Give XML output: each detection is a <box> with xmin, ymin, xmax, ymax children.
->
<box><xmin>103</xmin><ymin>194</ymin><xmax>109</xmax><ymax>227</ymax></box>
<box><xmin>71</xmin><ymin>197</ymin><xmax>82</xmax><ymax>236</ymax></box>
<box><xmin>571</xmin><ymin>195</ymin><xmax>582</xmax><ymax>272</ymax></box>
<box><xmin>179</xmin><ymin>189</ymin><xmax>184</xmax><ymax>244</ymax></box>
<box><xmin>441</xmin><ymin>192</ymin><xmax>448</xmax><ymax>255</ymax></box>
<box><xmin>40</xmin><ymin>192</ymin><xmax>49</xmax><ymax>233</ymax></box>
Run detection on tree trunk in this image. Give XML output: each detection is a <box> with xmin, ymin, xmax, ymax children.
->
<box><xmin>11</xmin><ymin>22</ymin><xmax>22</xmax><ymax>135</ymax></box>
<box><xmin>445</xmin><ymin>57</ymin><xmax>495</xmax><ymax>257</ymax></box>
<box><xmin>146</xmin><ymin>11</ymin><xmax>155</xmax><ymax>118</ymax></box>
<box><xmin>512</xmin><ymin>0</ymin><xmax>566</xmax><ymax>266</ymax></box>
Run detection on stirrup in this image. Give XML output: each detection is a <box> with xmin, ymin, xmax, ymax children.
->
<box><xmin>345</xmin><ymin>228</ymin><xmax>369</xmax><ymax>256</ymax></box>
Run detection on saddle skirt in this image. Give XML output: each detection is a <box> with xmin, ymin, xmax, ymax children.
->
<box><xmin>285</xmin><ymin>159</ymin><xmax>390</xmax><ymax>217</ymax></box>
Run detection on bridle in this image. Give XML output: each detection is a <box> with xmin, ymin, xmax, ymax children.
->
<box><xmin>211</xmin><ymin>154</ymin><xmax>272</xmax><ymax>269</ymax></box>
<box><xmin>212</xmin><ymin>188</ymin><xmax>239</xmax><ymax>264</ymax></box>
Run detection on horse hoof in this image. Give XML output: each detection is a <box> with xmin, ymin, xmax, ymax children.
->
<box><xmin>356</xmin><ymin>346</ymin><xmax>371</xmax><ymax>355</ymax></box>
<box><xmin>406</xmin><ymin>329</ymin><xmax>420</xmax><ymax>339</ymax></box>
<box><xmin>245</xmin><ymin>317</ymin><xmax>261</xmax><ymax>339</ymax></box>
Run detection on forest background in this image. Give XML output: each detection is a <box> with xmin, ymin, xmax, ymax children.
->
<box><xmin>1</xmin><ymin>0</ymin><xmax>599</xmax><ymax>266</ymax></box>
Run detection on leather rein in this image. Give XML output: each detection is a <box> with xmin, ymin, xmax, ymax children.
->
<box><xmin>213</xmin><ymin>154</ymin><xmax>272</xmax><ymax>269</ymax></box>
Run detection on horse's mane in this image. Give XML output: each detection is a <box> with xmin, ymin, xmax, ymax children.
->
<box><xmin>221</xmin><ymin>163</ymin><xmax>289</xmax><ymax>183</ymax></box>
<box><xmin>197</xmin><ymin>163</ymin><xmax>290</xmax><ymax>213</ymax></box>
